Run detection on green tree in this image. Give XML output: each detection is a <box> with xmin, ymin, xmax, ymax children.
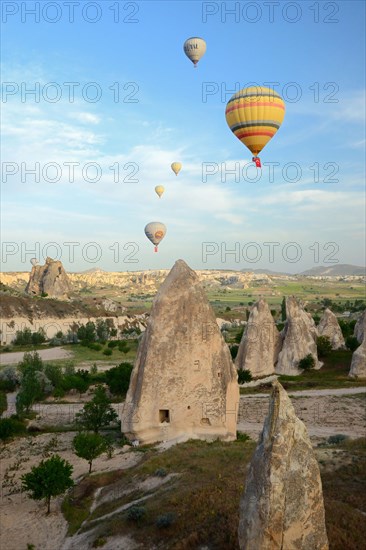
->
<box><xmin>346</xmin><ymin>336</ymin><xmax>360</xmax><ymax>352</ymax></box>
<box><xmin>31</xmin><ymin>329</ymin><xmax>46</xmax><ymax>345</ymax></box>
<box><xmin>72</xmin><ymin>432</ymin><xmax>107</xmax><ymax>473</ymax></box>
<box><xmin>316</xmin><ymin>335</ymin><xmax>332</xmax><ymax>358</ymax></box>
<box><xmin>13</xmin><ymin>327</ymin><xmax>32</xmax><ymax>346</ymax></box>
<box><xmin>105</xmin><ymin>363</ymin><xmax>133</xmax><ymax>396</ymax></box>
<box><xmin>21</xmin><ymin>455</ymin><xmax>73</xmax><ymax>514</ymax></box>
<box><xmin>281</xmin><ymin>297</ymin><xmax>286</xmax><ymax>322</ymax></box>
<box><xmin>75</xmin><ymin>386</ymin><xmax>118</xmax><ymax>433</ymax></box>
<box><xmin>77</xmin><ymin>321</ymin><xmax>96</xmax><ymax>343</ymax></box>
<box><xmin>18</xmin><ymin>351</ymin><xmax>44</xmax><ymax>376</ymax></box>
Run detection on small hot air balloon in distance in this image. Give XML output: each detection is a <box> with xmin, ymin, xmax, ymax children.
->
<box><xmin>183</xmin><ymin>37</ymin><xmax>206</xmax><ymax>67</ymax></box>
<box><xmin>30</xmin><ymin>258</ymin><xmax>39</xmax><ymax>267</ymax></box>
<box><xmin>171</xmin><ymin>162</ymin><xmax>182</xmax><ymax>176</ymax></box>
<box><xmin>155</xmin><ymin>185</ymin><xmax>165</xmax><ymax>198</ymax></box>
<box><xmin>225</xmin><ymin>86</ymin><xmax>285</xmax><ymax>168</ymax></box>
<box><xmin>144</xmin><ymin>222</ymin><xmax>167</xmax><ymax>252</ymax></box>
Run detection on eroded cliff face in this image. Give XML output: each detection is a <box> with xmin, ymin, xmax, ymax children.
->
<box><xmin>121</xmin><ymin>259</ymin><xmax>239</xmax><ymax>444</ymax></box>
<box><xmin>238</xmin><ymin>381</ymin><xmax>329</xmax><ymax>550</ymax></box>
<box><xmin>25</xmin><ymin>257</ymin><xmax>72</xmax><ymax>299</ymax></box>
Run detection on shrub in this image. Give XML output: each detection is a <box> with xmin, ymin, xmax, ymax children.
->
<box><xmin>154</xmin><ymin>468</ymin><xmax>167</xmax><ymax>478</ymax></box>
<box><xmin>327</xmin><ymin>434</ymin><xmax>348</xmax><ymax>445</ymax></box>
<box><xmin>0</xmin><ymin>391</ymin><xmax>7</xmax><ymax>416</ymax></box>
<box><xmin>156</xmin><ymin>513</ymin><xmax>175</xmax><ymax>528</ymax></box>
<box><xmin>298</xmin><ymin>354</ymin><xmax>315</xmax><ymax>370</ymax></box>
<box><xmin>87</xmin><ymin>343</ymin><xmax>102</xmax><ymax>351</ymax></box>
<box><xmin>236</xmin><ymin>432</ymin><xmax>251</xmax><ymax>442</ymax></box>
<box><xmin>103</xmin><ymin>349</ymin><xmax>113</xmax><ymax>356</ymax></box>
<box><xmin>0</xmin><ymin>366</ymin><xmax>19</xmax><ymax>391</ymax></box>
<box><xmin>0</xmin><ymin>417</ymin><xmax>26</xmax><ymax>441</ymax></box>
<box><xmin>316</xmin><ymin>335</ymin><xmax>332</xmax><ymax>358</ymax></box>
<box><xmin>237</xmin><ymin>369</ymin><xmax>252</xmax><ymax>384</ymax></box>
<box><xmin>346</xmin><ymin>336</ymin><xmax>360</xmax><ymax>352</ymax></box>
<box><xmin>127</xmin><ymin>506</ymin><xmax>146</xmax><ymax>522</ymax></box>
<box><xmin>118</xmin><ymin>341</ymin><xmax>131</xmax><ymax>354</ymax></box>
<box><xmin>107</xmin><ymin>341</ymin><xmax>118</xmax><ymax>348</ymax></box>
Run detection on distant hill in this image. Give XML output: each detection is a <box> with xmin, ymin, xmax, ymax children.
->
<box><xmin>299</xmin><ymin>265</ymin><xmax>365</xmax><ymax>276</ymax></box>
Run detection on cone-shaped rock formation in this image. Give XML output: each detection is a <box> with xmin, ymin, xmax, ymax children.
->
<box><xmin>317</xmin><ymin>308</ymin><xmax>345</xmax><ymax>349</ymax></box>
<box><xmin>238</xmin><ymin>381</ymin><xmax>329</xmax><ymax>550</ymax></box>
<box><xmin>121</xmin><ymin>259</ymin><xmax>239</xmax><ymax>444</ymax></box>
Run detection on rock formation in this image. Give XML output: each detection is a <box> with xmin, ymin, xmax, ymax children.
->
<box><xmin>121</xmin><ymin>259</ymin><xmax>239</xmax><ymax>444</ymax></box>
<box><xmin>317</xmin><ymin>308</ymin><xmax>345</xmax><ymax>349</ymax></box>
<box><xmin>238</xmin><ymin>381</ymin><xmax>329</xmax><ymax>550</ymax></box>
<box><xmin>276</xmin><ymin>297</ymin><xmax>321</xmax><ymax>375</ymax></box>
<box><xmin>349</xmin><ymin>337</ymin><xmax>366</xmax><ymax>378</ymax></box>
<box><xmin>354</xmin><ymin>309</ymin><xmax>366</xmax><ymax>343</ymax></box>
<box><xmin>25</xmin><ymin>257</ymin><xmax>72</xmax><ymax>299</ymax></box>
<box><xmin>235</xmin><ymin>299</ymin><xmax>282</xmax><ymax>377</ymax></box>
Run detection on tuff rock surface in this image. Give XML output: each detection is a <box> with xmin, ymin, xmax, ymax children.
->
<box><xmin>238</xmin><ymin>381</ymin><xmax>329</xmax><ymax>550</ymax></box>
<box><xmin>121</xmin><ymin>259</ymin><xmax>239</xmax><ymax>444</ymax></box>
<box><xmin>354</xmin><ymin>309</ymin><xmax>366</xmax><ymax>343</ymax></box>
<box><xmin>25</xmin><ymin>257</ymin><xmax>72</xmax><ymax>299</ymax></box>
<box><xmin>235</xmin><ymin>299</ymin><xmax>282</xmax><ymax>377</ymax></box>
<box><xmin>276</xmin><ymin>297</ymin><xmax>321</xmax><ymax>375</ymax></box>
<box><xmin>317</xmin><ymin>308</ymin><xmax>345</xmax><ymax>349</ymax></box>
<box><xmin>349</xmin><ymin>336</ymin><xmax>366</xmax><ymax>378</ymax></box>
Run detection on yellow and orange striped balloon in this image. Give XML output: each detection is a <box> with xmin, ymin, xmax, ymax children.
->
<box><xmin>225</xmin><ymin>86</ymin><xmax>285</xmax><ymax>156</ymax></box>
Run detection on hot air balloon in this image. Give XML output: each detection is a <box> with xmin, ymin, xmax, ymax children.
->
<box><xmin>225</xmin><ymin>86</ymin><xmax>285</xmax><ymax>167</ymax></box>
<box><xmin>30</xmin><ymin>258</ymin><xmax>39</xmax><ymax>267</ymax></box>
<box><xmin>144</xmin><ymin>222</ymin><xmax>167</xmax><ymax>252</ymax></box>
<box><xmin>171</xmin><ymin>162</ymin><xmax>182</xmax><ymax>176</ymax></box>
<box><xmin>155</xmin><ymin>185</ymin><xmax>165</xmax><ymax>198</ymax></box>
<box><xmin>183</xmin><ymin>37</ymin><xmax>206</xmax><ymax>67</ymax></box>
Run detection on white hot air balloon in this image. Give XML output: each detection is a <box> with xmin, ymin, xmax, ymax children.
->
<box><xmin>183</xmin><ymin>37</ymin><xmax>206</xmax><ymax>67</ymax></box>
<box><xmin>144</xmin><ymin>222</ymin><xmax>167</xmax><ymax>252</ymax></box>
<box><xmin>30</xmin><ymin>258</ymin><xmax>39</xmax><ymax>267</ymax></box>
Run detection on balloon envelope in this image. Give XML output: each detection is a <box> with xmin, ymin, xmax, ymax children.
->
<box><xmin>155</xmin><ymin>185</ymin><xmax>165</xmax><ymax>198</ymax></box>
<box><xmin>225</xmin><ymin>86</ymin><xmax>285</xmax><ymax>156</ymax></box>
<box><xmin>171</xmin><ymin>162</ymin><xmax>182</xmax><ymax>176</ymax></box>
<box><xmin>30</xmin><ymin>258</ymin><xmax>39</xmax><ymax>266</ymax></box>
<box><xmin>183</xmin><ymin>37</ymin><xmax>206</xmax><ymax>66</ymax></box>
<box><xmin>144</xmin><ymin>222</ymin><xmax>167</xmax><ymax>247</ymax></box>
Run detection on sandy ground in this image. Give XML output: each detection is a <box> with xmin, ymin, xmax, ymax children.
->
<box><xmin>0</xmin><ymin>387</ymin><xmax>365</xmax><ymax>550</ymax></box>
<box><xmin>0</xmin><ymin>432</ymin><xmax>142</xmax><ymax>550</ymax></box>
<box><xmin>0</xmin><ymin>347</ymin><xmax>73</xmax><ymax>366</ymax></box>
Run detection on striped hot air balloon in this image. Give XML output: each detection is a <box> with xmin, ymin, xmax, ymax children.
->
<box><xmin>225</xmin><ymin>86</ymin><xmax>285</xmax><ymax>166</ymax></box>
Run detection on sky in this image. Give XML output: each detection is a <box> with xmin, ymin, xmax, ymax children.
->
<box><xmin>1</xmin><ymin>0</ymin><xmax>365</xmax><ymax>274</ymax></box>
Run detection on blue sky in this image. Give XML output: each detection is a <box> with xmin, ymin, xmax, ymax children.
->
<box><xmin>1</xmin><ymin>0</ymin><xmax>365</xmax><ymax>273</ymax></box>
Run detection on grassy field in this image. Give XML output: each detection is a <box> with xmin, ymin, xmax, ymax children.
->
<box><xmin>240</xmin><ymin>350</ymin><xmax>366</xmax><ymax>395</ymax></box>
<box><xmin>62</xmin><ymin>436</ymin><xmax>366</xmax><ymax>549</ymax></box>
<box><xmin>61</xmin><ymin>341</ymin><xmax>138</xmax><ymax>365</ymax></box>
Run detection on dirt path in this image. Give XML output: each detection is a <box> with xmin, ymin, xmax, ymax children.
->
<box><xmin>0</xmin><ymin>347</ymin><xmax>73</xmax><ymax>366</ymax></box>
<box><xmin>243</xmin><ymin>387</ymin><xmax>366</xmax><ymax>399</ymax></box>
<box><xmin>238</xmin><ymin>388</ymin><xmax>366</xmax><ymax>442</ymax></box>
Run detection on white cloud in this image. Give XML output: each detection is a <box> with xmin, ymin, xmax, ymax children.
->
<box><xmin>69</xmin><ymin>112</ymin><xmax>101</xmax><ymax>125</ymax></box>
